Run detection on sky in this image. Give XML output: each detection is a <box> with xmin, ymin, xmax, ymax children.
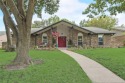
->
<box><xmin>0</xmin><ymin>0</ymin><xmax>125</xmax><ymax>31</ymax></box>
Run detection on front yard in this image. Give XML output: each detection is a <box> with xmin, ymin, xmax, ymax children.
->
<box><xmin>74</xmin><ymin>48</ymin><xmax>125</xmax><ymax>80</ymax></box>
<box><xmin>0</xmin><ymin>49</ymin><xmax>91</xmax><ymax>83</ymax></box>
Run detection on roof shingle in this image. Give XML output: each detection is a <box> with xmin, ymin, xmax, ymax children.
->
<box><xmin>82</xmin><ymin>27</ymin><xmax>115</xmax><ymax>34</ymax></box>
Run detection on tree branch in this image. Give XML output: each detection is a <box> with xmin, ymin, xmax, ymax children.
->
<box><xmin>0</xmin><ymin>0</ymin><xmax>18</xmax><ymax>37</ymax></box>
<box><xmin>26</xmin><ymin>0</ymin><xmax>36</xmax><ymax>29</ymax></box>
<box><xmin>6</xmin><ymin>0</ymin><xmax>22</xmax><ymax>24</ymax></box>
<box><xmin>17</xmin><ymin>0</ymin><xmax>26</xmax><ymax>17</ymax></box>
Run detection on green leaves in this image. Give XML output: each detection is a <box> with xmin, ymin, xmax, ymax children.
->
<box><xmin>44</xmin><ymin>0</ymin><xmax>59</xmax><ymax>15</ymax></box>
<box><xmin>34</xmin><ymin>0</ymin><xmax>60</xmax><ymax>18</ymax></box>
<box><xmin>32</xmin><ymin>15</ymin><xmax>60</xmax><ymax>28</ymax></box>
<box><xmin>83</xmin><ymin>0</ymin><xmax>125</xmax><ymax>17</ymax></box>
<box><xmin>32</xmin><ymin>15</ymin><xmax>76</xmax><ymax>28</ymax></box>
<box><xmin>16</xmin><ymin>0</ymin><xmax>59</xmax><ymax>18</ymax></box>
<box><xmin>80</xmin><ymin>16</ymin><xmax>117</xmax><ymax>30</ymax></box>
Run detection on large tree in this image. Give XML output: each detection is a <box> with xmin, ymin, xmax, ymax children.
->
<box><xmin>80</xmin><ymin>16</ymin><xmax>117</xmax><ymax>30</ymax></box>
<box><xmin>83</xmin><ymin>0</ymin><xmax>125</xmax><ymax>18</ymax></box>
<box><xmin>0</xmin><ymin>0</ymin><xmax>59</xmax><ymax>68</ymax></box>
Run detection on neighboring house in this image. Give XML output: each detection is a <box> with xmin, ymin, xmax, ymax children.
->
<box><xmin>0</xmin><ymin>31</ymin><xmax>7</xmax><ymax>48</ymax></box>
<box><xmin>0</xmin><ymin>31</ymin><xmax>6</xmax><ymax>36</ymax></box>
<box><xmin>111</xmin><ymin>27</ymin><xmax>125</xmax><ymax>47</ymax></box>
<box><xmin>112</xmin><ymin>27</ymin><xmax>125</xmax><ymax>36</ymax></box>
<box><xmin>12</xmin><ymin>20</ymin><xmax>115</xmax><ymax>48</ymax></box>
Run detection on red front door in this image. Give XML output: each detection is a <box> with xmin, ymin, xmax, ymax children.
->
<box><xmin>58</xmin><ymin>36</ymin><xmax>66</xmax><ymax>47</ymax></box>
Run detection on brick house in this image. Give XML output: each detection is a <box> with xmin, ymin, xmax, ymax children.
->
<box><xmin>25</xmin><ymin>20</ymin><xmax>114</xmax><ymax>48</ymax></box>
<box><xmin>12</xmin><ymin>20</ymin><xmax>115</xmax><ymax>48</ymax></box>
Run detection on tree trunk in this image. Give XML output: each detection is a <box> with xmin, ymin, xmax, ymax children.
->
<box><xmin>3</xmin><ymin>15</ymin><xmax>13</xmax><ymax>52</ymax></box>
<box><xmin>13</xmin><ymin>25</ymin><xmax>32</xmax><ymax>66</ymax></box>
<box><xmin>0</xmin><ymin>0</ymin><xmax>35</xmax><ymax>68</ymax></box>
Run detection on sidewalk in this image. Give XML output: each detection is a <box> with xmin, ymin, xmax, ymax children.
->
<box><xmin>60</xmin><ymin>50</ymin><xmax>125</xmax><ymax>83</ymax></box>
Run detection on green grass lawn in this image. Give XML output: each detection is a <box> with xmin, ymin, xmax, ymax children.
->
<box><xmin>74</xmin><ymin>48</ymin><xmax>125</xmax><ymax>80</ymax></box>
<box><xmin>0</xmin><ymin>49</ymin><xmax>91</xmax><ymax>83</ymax></box>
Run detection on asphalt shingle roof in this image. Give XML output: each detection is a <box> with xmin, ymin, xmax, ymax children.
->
<box><xmin>31</xmin><ymin>27</ymin><xmax>44</xmax><ymax>34</ymax></box>
<box><xmin>82</xmin><ymin>27</ymin><xmax>115</xmax><ymax>34</ymax></box>
<box><xmin>113</xmin><ymin>27</ymin><xmax>125</xmax><ymax>31</ymax></box>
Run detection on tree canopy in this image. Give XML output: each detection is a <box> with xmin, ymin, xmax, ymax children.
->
<box><xmin>79</xmin><ymin>16</ymin><xmax>117</xmax><ymax>30</ymax></box>
<box><xmin>83</xmin><ymin>0</ymin><xmax>125</xmax><ymax>18</ymax></box>
<box><xmin>79</xmin><ymin>19</ymin><xmax>86</xmax><ymax>27</ymax></box>
<box><xmin>32</xmin><ymin>15</ymin><xmax>60</xmax><ymax>28</ymax></box>
<box><xmin>32</xmin><ymin>15</ymin><xmax>76</xmax><ymax>28</ymax></box>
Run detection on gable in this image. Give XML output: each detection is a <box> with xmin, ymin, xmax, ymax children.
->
<box><xmin>32</xmin><ymin>20</ymin><xmax>91</xmax><ymax>35</ymax></box>
<box><xmin>31</xmin><ymin>20</ymin><xmax>115</xmax><ymax>35</ymax></box>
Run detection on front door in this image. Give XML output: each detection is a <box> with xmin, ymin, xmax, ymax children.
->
<box><xmin>58</xmin><ymin>36</ymin><xmax>66</xmax><ymax>47</ymax></box>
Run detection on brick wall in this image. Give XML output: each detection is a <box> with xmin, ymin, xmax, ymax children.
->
<box><xmin>104</xmin><ymin>35</ymin><xmax>112</xmax><ymax>47</ymax></box>
<box><xmin>12</xmin><ymin>29</ymin><xmax>113</xmax><ymax>48</ymax></box>
<box><xmin>30</xmin><ymin>30</ymin><xmax>52</xmax><ymax>48</ymax></box>
<box><xmin>90</xmin><ymin>34</ymin><xmax>112</xmax><ymax>48</ymax></box>
<box><xmin>30</xmin><ymin>35</ymin><xmax>36</xmax><ymax>48</ymax></box>
<box><xmin>111</xmin><ymin>35</ymin><xmax>125</xmax><ymax>48</ymax></box>
<box><xmin>68</xmin><ymin>28</ymin><xmax>91</xmax><ymax>47</ymax></box>
<box><xmin>91</xmin><ymin>35</ymin><xmax>98</xmax><ymax>47</ymax></box>
<box><xmin>29</xmin><ymin>32</ymin><xmax>113</xmax><ymax>48</ymax></box>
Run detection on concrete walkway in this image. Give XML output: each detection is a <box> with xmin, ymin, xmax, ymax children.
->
<box><xmin>60</xmin><ymin>49</ymin><xmax>125</xmax><ymax>83</ymax></box>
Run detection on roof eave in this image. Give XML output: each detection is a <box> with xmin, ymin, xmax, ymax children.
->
<box><xmin>94</xmin><ymin>32</ymin><xmax>115</xmax><ymax>34</ymax></box>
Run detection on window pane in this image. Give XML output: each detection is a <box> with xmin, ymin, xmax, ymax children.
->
<box><xmin>43</xmin><ymin>36</ymin><xmax>47</xmax><ymax>44</ymax></box>
<box><xmin>99</xmin><ymin>37</ymin><xmax>103</xmax><ymax>42</ymax></box>
<box><xmin>98</xmin><ymin>34</ymin><xmax>103</xmax><ymax>45</ymax></box>
<box><xmin>98</xmin><ymin>42</ymin><xmax>103</xmax><ymax>45</ymax></box>
<box><xmin>78</xmin><ymin>42</ymin><xmax>82</xmax><ymax>46</ymax></box>
<box><xmin>78</xmin><ymin>36</ymin><xmax>82</xmax><ymax>41</ymax></box>
<box><xmin>43</xmin><ymin>36</ymin><xmax>47</xmax><ymax>39</ymax></box>
<box><xmin>78</xmin><ymin>36</ymin><xmax>82</xmax><ymax>46</ymax></box>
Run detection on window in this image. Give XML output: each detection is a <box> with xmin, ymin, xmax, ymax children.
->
<box><xmin>42</xmin><ymin>33</ymin><xmax>48</xmax><ymax>44</ymax></box>
<box><xmin>78</xmin><ymin>33</ymin><xmax>83</xmax><ymax>46</ymax></box>
<box><xmin>98</xmin><ymin>34</ymin><xmax>103</xmax><ymax>45</ymax></box>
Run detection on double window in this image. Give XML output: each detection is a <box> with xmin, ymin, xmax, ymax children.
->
<box><xmin>98</xmin><ymin>34</ymin><xmax>103</xmax><ymax>45</ymax></box>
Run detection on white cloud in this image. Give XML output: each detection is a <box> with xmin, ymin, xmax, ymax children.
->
<box><xmin>32</xmin><ymin>15</ymin><xmax>42</xmax><ymax>23</ymax></box>
<box><xmin>33</xmin><ymin>0</ymin><xmax>125</xmax><ymax>26</ymax></box>
<box><xmin>32</xmin><ymin>0</ymin><xmax>89</xmax><ymax>24</ymax></box>
<box><xmin>115</xmin><ymin>13</ymin><xmax>125</xmax><ymax>25</ymax></box>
